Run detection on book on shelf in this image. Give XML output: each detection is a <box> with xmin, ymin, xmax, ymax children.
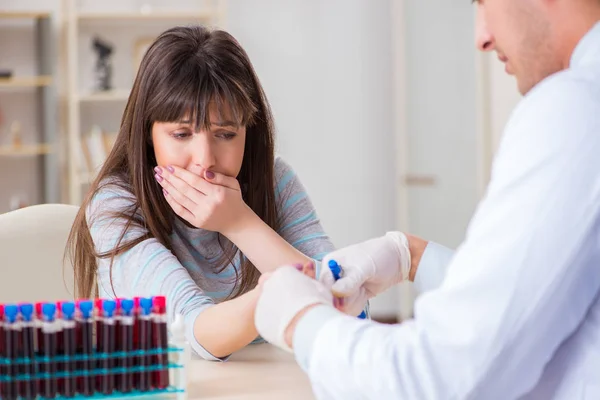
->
<box><xmin>79</xmin><ymin>126</ymin><xmax>118</xmax><ymax>181</ymax></box>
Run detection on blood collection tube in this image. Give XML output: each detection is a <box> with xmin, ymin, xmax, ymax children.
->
<box><xmin>100</xmin><ymin>299</ymin><xmax>116</xmax><ymax>395</ymax></box>
<box><xmin>3</xmin><ymin>304</ymin><xmax>20</xmax><ymax>400</ymax></box>
<box><xmin>41</xmin><ymin>303</ymin><xmax>58</xmax><ymax>399</ymax></box>
<box><xmin>73</xmin><ymin>300</ymin><xmax>82</xmax><ymax>394</ymax></box>
<box><xmin>18</xmin><ymin>303</ymin><xmax>36</xmax><ymax>399</ymax></box>
<box><xmin>34</xmin><ymin>302</ymin><xmax>45</xmax><ymax>395</ymax></box>
<box><xmin>55</xmin><ymin>301</ymin><xmax>66</xmax><ymax>395</ymax></box>
<box><xmin>328</xmin><ymin>260</ymin><xmax>367</xmax><ymax>319</ymax></box>
<box><xmin>137</xmin><ymin>298</ymin><xmax>153</xmax><ymax>392</ymax></box>
<box><xmin>94</xmin><ymin>298</ymin><xmax>103</xmax><ymax>391</ymax></box>
<box><xmin>114</xmin><ymin>298</ymin><xmax>123</xmax><ymax>390</ymax></box>
<box><xmin>118</xmin><ymin>299</ymin><xmax>134</xmax><ymax>393</ymax></box>
<box><xmin>0</xmin><ymin>304</ymin><xmax>5</xmax><ymax>399</ymax></box>
<box><xmin>132</xmin><ymin>297</ymin><xmax>141</xmax><ymax>385</ymax></box>
<box><xmin>61</xmin><ymin>302</ymin><xmax>77</xmax><ymax>397</ymax></box>
<box><xmin>152</xmin><ymin>296</ymin><xmax>169</xmax><ymax>389</ymax></box>
<box><xmin>76</xmin><ymin>300</ymin><xmax>94</xmax><ymax>397</ymax></box>
<box><xmin>34</xmin><ymin>302</ymin><xmax>44</xmax><ymax>353</ymax></box>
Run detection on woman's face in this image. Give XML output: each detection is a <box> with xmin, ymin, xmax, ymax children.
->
<box><xmin>152</xmin><ymin>104</ymin><xmax>246</xmax><ymax>178</ymax></box>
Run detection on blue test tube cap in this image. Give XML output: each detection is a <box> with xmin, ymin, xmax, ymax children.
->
<box><xmin>139</xmin><ymin>297</ymin><xmax>153</xmax><ymax>316</ymax></box>
<box><xmin>19</xmin><ymin>303</ymin><xmax>34</xmax><ymax>322</ymax></box>
<box><xmin>78</xmin><ymin>300</ymin><xmax>94</xmax><ymax>319</ymax></box>
<box><xmin>102</xmin><ymin>299</ymin><xmax>117</xmax><ymax>318</ymax></box>
<box><xmin>120</xmin><ymin>298</ymin><xmax>134</xmax><ymax>316</ymax></box>
<box><xmin>61</xmin><ymin>302</ymin><xmax>76</xmax><ymax>320</ymax></box>
<box><xmin>4</xmin><ymin>304</ymin><xmax>19</xmax><ymax>323</ymax></box>
<box><xmin>328</xmin><ymin>259</ymin><xmax>342</xmax><ymax>280</ymax></box>
<box><xmin>42</xmin><ymin>303</ymin><xmax>57</xmax><ymax>322</ymax></box>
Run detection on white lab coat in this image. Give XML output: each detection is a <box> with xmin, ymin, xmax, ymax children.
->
<box><xmin>293</xmin><ymin>22</ymin><xmax>600</xmax><ymax>400</ymax></box>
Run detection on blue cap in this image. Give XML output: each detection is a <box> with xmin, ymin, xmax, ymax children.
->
<box><xmin>61</xmin><ymin>302</ymin><xmax>76</xmax><ymax>320</ymax></box>
<box><xmin>328</xmin><ymin>259</ymin><xmax>342</xmax><ymax>280</ymax></box>
<box><xmin>42</xmin><ymin>303</ymin><xmax>57</xmax><ymax>321</ymax></box>
<box><xmin>19</xmin><ymin>303</ymin><xmax>34</xmax><ymax>322</ymax></box>
<box><xmin>358</xmin><ymin>311</ymin><xmax>367</xmax><ymax>319</ymax></box>
<box><xmin>78</xmin><ymin>300</ymin><xmax>93</xmax><ymax>319</ymax></box>
<box><xmin>102</xmin><ymin>299</ymin><xmax>117</xmax><ymax>318</ymax></box>
<box><xmin>4</xmin><ymin>304</ymin><xmax>19</xmax><ymax>323</ymax></box>
<box><xmin>139</xmin><ymin>297</ymin><xmax>153</xmax><ymax>316</ymax></box>
<box><xmin>120</xmin><ymin>299</ymin><xmax>134</xmax><ymax>316</ymax></box>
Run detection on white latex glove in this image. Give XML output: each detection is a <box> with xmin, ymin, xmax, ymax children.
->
<box><xmin>255</xmin><ymin>266</ymin><xmax>334</xmax><ymax>352</ymax></box>
<box><xmin>319</xmin><ymin>232</ymin><xmax>411</xmax><ymax>316</ymax></box>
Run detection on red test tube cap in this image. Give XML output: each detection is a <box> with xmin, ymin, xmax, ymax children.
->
<box><xmin>115</xmin><ymin>297</ymin><xmax>125</xmax><ymax>315</ymax></box>
<box><xmin>35</xmin><ymin>302</ymin><xmax>44</xmax><ymax>317</ymax></box>
<box><xmin>95</xmin><ymin>299</ymin><xmax>104</xmax><ymax>317</ymax></box>
<box><xmin>153</xmin><ymin>296</ymin><xmax>166</xmax><ymax>314</ymax></box>
<box><xmin>56</xmin><ymin>300</ymin><xmax>65</xmax><ymax>316</ymax></box>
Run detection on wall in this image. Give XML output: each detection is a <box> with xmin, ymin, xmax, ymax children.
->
<box><xmin>226</xmin><ymin>0</ymin><xmax>400</xmax><ymax>315</ymax></box>
<box><xmin>402</xmin><ymin>1</ymin><xmax>480</xmax><ymax>249</ymax></box>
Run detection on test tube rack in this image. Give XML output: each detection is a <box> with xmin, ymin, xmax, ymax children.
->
<box><xmin>0</xmin><ymin>297</ymin><xmax>190</xmax><ymax>400</ymax></box>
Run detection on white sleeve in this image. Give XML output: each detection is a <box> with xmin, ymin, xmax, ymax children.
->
<box><xmin>413</xmin><ymin>241</ymin><xmax>454</xmax><ymax>294</ymax></box>
<box><xmin>293</xmin><ymin>76</ymin><xmax>600</xmax><ymax>399</ymax></box>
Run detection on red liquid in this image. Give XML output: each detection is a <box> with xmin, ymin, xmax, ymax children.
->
<box><xmin>152</xmin><ymin>319</ymin><xmax>169</xmax><ymax>389</ymax></box>
<box><xmin>0</xmin><ymin>315</ymin><xmax>4</xmax><ymax>399</ymax></box>
<box><xmin>132</xmin><ymin>310</ymin><xmax>141</xmax><ymax>387</ymax></box>
<box><xmin>118</xmin><ymin>319</ymin><xmax>133</xmax><ymax>393</ymax></box>
<box><xmin>56</xmin><ymin>326</ymin><xmax>65</xmax><ymax>396</ymax></box>
<box><xmin>131</xmin><ymin>297</ymin><xmax>141</xmax><ymax>387</ymax></box>
<box><xmin>42</xmin><ymin>329</ymin><xmax>57</xmax><ymax>398</ymax></box>
<box><xmin>114</xmin><ymin>299</ymin><xmax>122</xmax><ymax>390</ymax></box>
<box><xmin>136</xmin><ymin>317</ymin><xmax>151</xmax><ymax>392</ymax></box>
<box><xmin>4</xmin><ymin>324</ymin><xmax>19</xmax><ymax>400</ymax></box>
<box><xmin>55</xmin><ymin>303</ymin><xmax>65</xmax><ymax>396</ymax></box>
<box><xmin>19</xmin><ymin>325</ymin><xmax>36</xmax><ymax>399</ymax></box>
<box><xmin>100</xmin><ymin>318</ymin><xmax>115</xmax><ymax>395</ymax></box>
<box><xmin>34</xmin><ymin>303</ymin><xmax>44</xmax><ymax>396</ymax></box>
<box><xmin>78</xmin><ymin>320</ymin><xmax>94</xmax><ymax>397</ymax></box>
<box><xmin>114</xmin><ymin>318</ymin><xmax>121</xmax><ymax>390</ymax></box>
<box><xmin>95</xmin><ymin>300</ymin><xmax>103</xmax><ymax>392</ymax></box>
<box><xmin>62</xmin><ymin>323</ymin><xmax>76</xmax><ymax>397</ymax></box>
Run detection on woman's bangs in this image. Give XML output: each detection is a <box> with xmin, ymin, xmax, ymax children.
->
<box><xmin>148</xmin><ymin>67</ymin><xmax>258</xmax><ymax>129</ymax></box>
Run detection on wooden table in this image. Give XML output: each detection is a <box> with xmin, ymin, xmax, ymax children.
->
<box><xmin>186</xmin><ymin>344</ymin><xmax>316</xmax><ymax>399</ymax></box>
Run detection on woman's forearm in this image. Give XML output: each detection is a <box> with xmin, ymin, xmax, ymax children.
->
<box><xmin>193</xmin><ymin>288</ymin><xmax>261</xmax><ymax>358</ymax></box>
<box><xmin>223</xmin><ymin>208</ymin><xmax>312</xmax><ymax>273</ymax></box>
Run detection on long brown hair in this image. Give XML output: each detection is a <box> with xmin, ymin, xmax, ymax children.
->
<box><xmin>66</xmin><ymin>25</ymin><xmax>278</xmax><ymax>300</ymax></box>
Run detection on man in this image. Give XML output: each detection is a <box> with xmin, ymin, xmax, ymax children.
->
<box><xmin>254</xmin><ymin>0</ymin><xmax>600</xmax><ymax>398</ymax></box>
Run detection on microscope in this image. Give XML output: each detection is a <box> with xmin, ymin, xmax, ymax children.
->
<box><xmin>92</xmin><ymin>37</ymin><xmax>114</xmax><ymax>91</ymax></box>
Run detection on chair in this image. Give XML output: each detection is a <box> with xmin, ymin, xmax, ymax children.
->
<box><xmin>0</xmin><ymin>204</ymin><xmax>79</xmax><ymax>303</ymax></box>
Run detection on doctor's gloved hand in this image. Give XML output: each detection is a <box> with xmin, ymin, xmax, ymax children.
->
<box><xmin>319</xmin><ymin>232</ymin><xmax>412</xmax><ymax>317</ymax></box>
<box><xmin>255</xmin><ymin>266</ymin><xmax>336</xmax><ymax>352</ymax></box>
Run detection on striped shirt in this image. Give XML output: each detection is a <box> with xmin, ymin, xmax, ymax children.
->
<box><xmin>87</xmin><ymin>156</ymin><xmax>334</xmax><ymax>360</ymax></box>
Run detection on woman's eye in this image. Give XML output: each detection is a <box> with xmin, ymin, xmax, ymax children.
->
<box><xmin>217</xmin><ymin>132</ymin><xmax>237</xmax><ymax>140</ymax></box>
<box><xmin>172</xmin><ymin>131</ymin><xmax>191</xmax><ymax>139</ymax></box>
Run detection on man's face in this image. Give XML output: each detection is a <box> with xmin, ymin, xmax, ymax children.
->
<box><xmin>475</xmin><ymin>0</ymin><xmax>562</xmax><ymax>95</ymax></box>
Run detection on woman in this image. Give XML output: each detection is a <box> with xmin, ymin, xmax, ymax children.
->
<box><xmin>66</xmin><ymin>25</ymin><xmax>333</xmax><ymax>360</ymax></box>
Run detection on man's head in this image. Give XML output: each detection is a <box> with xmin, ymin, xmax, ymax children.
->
<box><xmin>475</xmin><ymin>0</ymin><xmax>600</xmax><ymax>95</ymax></box>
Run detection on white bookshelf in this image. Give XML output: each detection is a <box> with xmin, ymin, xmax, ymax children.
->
<box><xmin>64</xmin><ymin>0</ymin><xmax>227</xmax><ymax>205</ymax></box>
<box><xmin>0</xmin><ymin>11</ymin><xmax>60</xmax><ymax>212</ymax></box>
<box><xmin>0</xmin><ymin>11</ymin><xmax>51</xmax><ymax>19</ymax></box>
<box><xmin>78</xmin><ymin>89</ymin><xmax>130</xmax><ymax>102</ymax></box>
<box><xmin>0</xmin><ymin>76</ymin><xmax>53</xmax><ymax>87</ymax></box>
<box><xmin>0</xmin><ymin>143</ymin><xmax>53</xmax><ymax>157</ymax></box>
<box><xmin>77</xmin><ymin>11</ymin><xmax>215</xmax><ymax>21</ymax></box>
